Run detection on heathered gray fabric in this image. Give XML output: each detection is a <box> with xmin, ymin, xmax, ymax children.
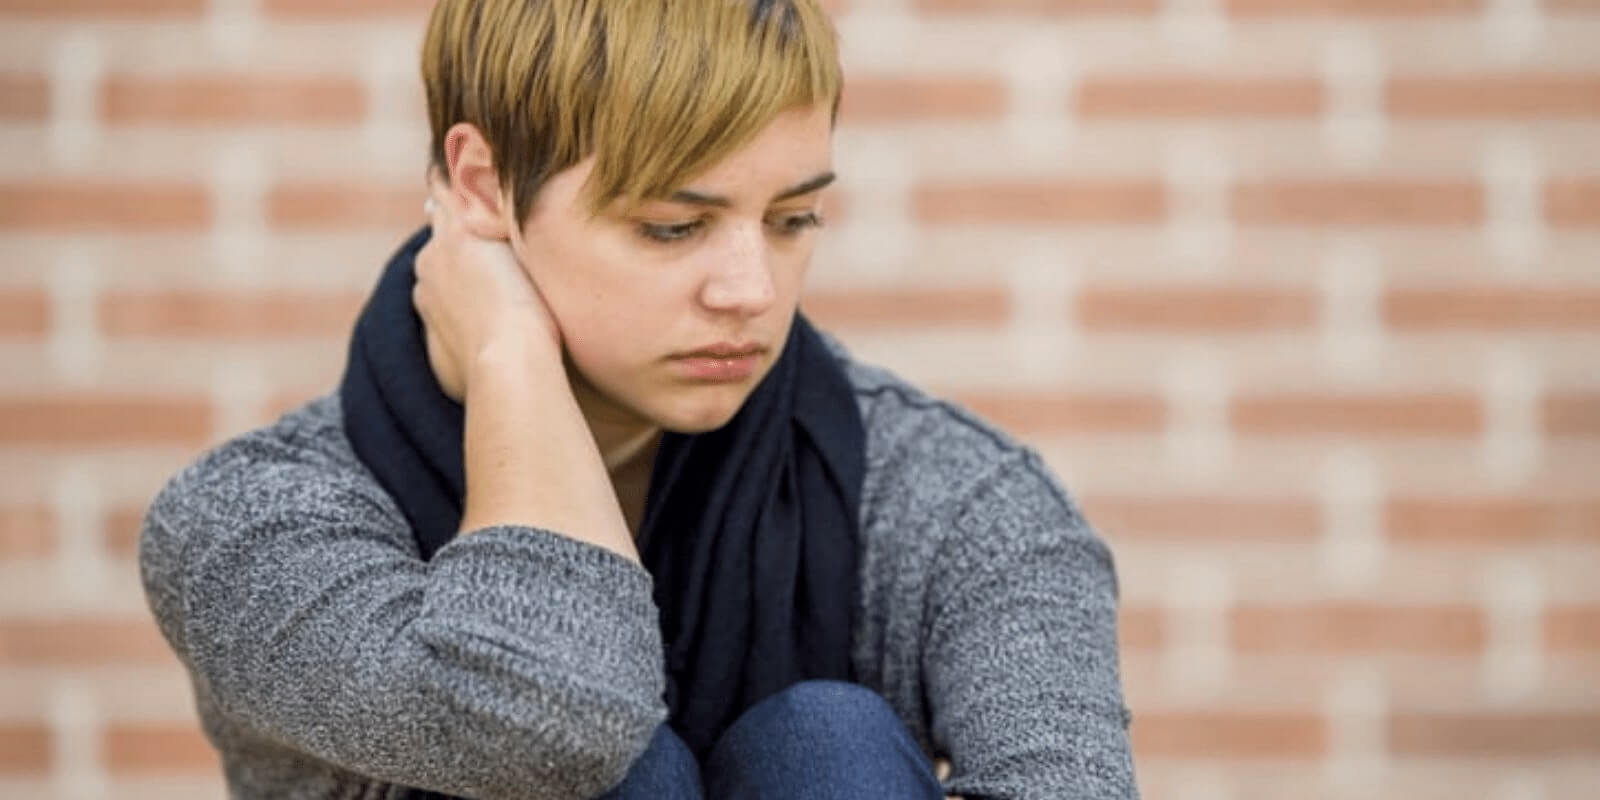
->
<box><xmin>139</xmin><ymin>344</ymin><xmax>1139</xmax><ymax>799</ymax></box>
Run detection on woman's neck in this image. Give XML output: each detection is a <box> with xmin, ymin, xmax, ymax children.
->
<box><xmin>568</xmin><ymin>368</ymin><xmax>662</xmax><ymax>539</ymax></box>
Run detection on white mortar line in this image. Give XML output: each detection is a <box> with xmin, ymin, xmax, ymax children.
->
<box><xmin>1162</xmin><ymin>560</ymin><xmax>1231</xmax><ymax>698</ymax></box>
<box><xmin>1160</xmin><ymin>0</ymin><xmax>1228</xmax><ymax>64</ymax></box>
<box><xmin>1481</xmin><ymin>559</ymin><xmax>1543</xmax><ymax>703</ymax></box>
<box><xmin>1318</xmin><ymin>240</ymin><xmax>1383</xmax><ymax>382</ymax></box>
<box><xmin>1320</xmin><ymin>32</ymin><xmax>1385</xmax><ymax>167</ymax></box>
<box><xmin>1481</xmin><ymin>135</ymin><xmax>1545</xmax><ymax>274</ymax></box>
<box><xmin>1164</xmin><ymin>131</ymin><xmax>1231</xmax><ymax>276</ymax></box>
<box><xmin>48</xmin><ymin>243</ymin><xmax>101</xmax><ymax>386</ymax></box>
<box><xmin>210</xmin><ymin>359</ymin><xmax>269</xmax><ymax>444</ymax></box>
<box><xmin>49</xmin><ymin>31</ymin><xmax>102</xmax><ymax>172</ymax></box>
<box><xmin>50</xmin><ymin>679</ymin><xmax>105</xmax><ymax>800</ymax></box>
<box><xmin>52</xmin><ymin>462</ymin><xmax>107</xmax><ymax>606</ymax></box>
<box><xmin>1481</xmin><ymin>343</ymin><xmax>1541</xmax><ymax>489</ymax></box>
<box><xmin>207</xmin><ymin>0</ymin><xmax>262</xmax><ymax>63</ymax></box>
<box><xmin>1321</xmin><ymin>662</ymin><xmax>1389</xmax><ymax>794</ymax></box>
<box><xmin>1483</xmin><ymin>0</ymin><xmax>1545</xmax><ymax>66</ymax></box>
<box><xmin>1162</xmin><ymin>346</ymin><xmax>1231</xmax><ymax>483</ymax></box>
<box><xmin>210</xmin><ymin>141</ymin><xmax>268</xmax><ymax>280</ymax></box>
<box><xmin>1318</xmin><ymin>446</ymin><xmax>1386</xmax><ymax>593</ymax></box>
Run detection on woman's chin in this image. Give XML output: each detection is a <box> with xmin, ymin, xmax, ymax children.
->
<box><xmin>650</xmin><ymin>390</ymin><xmax>751</xmax><ymax>434</ymax></box>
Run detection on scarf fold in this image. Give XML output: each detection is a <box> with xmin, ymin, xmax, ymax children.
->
<box><xmin>339</xmin><ymin>228</ymin><xmax>866</xmax><ymax>793</ymax></box>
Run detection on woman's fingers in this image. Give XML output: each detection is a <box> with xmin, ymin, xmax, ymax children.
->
<box><xmin>425</xmin><ymin>167</ymin><xmax>456</xmax><ymax>231</ymax></box>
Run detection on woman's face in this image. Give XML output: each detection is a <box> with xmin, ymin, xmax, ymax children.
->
<box><xmin>509</xmin><ymin>103</ymin><xmax>834</xmax><ymax>434</ymax></box>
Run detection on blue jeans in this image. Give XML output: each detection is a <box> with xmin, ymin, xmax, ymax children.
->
<box><xmin>599</xmin><ymin>680</ymin><xmax>947</xmax><ymax>800</ymax></box>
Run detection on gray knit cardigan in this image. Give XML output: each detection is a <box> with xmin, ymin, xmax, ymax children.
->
<box><xmin>138</xmin><ymin>343</ymin><xmax>1139</xmax><ymax>799</ymax></box>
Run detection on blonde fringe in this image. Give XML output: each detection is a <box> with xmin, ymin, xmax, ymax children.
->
<box><xmin>422</xmin><ymin>0</ymin><xmax>842</xmax><ymax>222</ymax></box>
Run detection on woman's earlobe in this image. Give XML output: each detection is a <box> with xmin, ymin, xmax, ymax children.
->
<box><xmin>443</xmin><ymin>123</ymin><xmax>514</xmax><ymax>240</ymax></box>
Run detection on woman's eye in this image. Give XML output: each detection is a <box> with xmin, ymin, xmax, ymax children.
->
<box><xmin>639</xmin><ymin>220</ymin><xmax>704</xmax><ymax>243</ymax></box>
<box><xmin>770</xmin><ymin>212</ymin><xmax>824</xmax><ymax>237</ymax></box>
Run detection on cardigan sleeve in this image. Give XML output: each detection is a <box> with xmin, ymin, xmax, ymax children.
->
<box><xmin>922</xmin><ymin>450</ymin><xmax>1139</xmax><ymax>800</ymax></box>
<box><xmin>137</xmin><ymin>432</ymin><xmax>667</xmax><ymax>799</ymax></box>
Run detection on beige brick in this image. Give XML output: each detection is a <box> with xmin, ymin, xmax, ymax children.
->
<box><xmin>1230</xmin><ymin>392</ymin><xmax>1484</xmax><ymax>437</ymax></box>
<box><xmin>0</xmin><ymin>183</ymin><xmax>210</xmax><ymax>232</ymax></box>
<box><xmin>840</xmin><ymin>78</ymin><xmax>1008</xmax><ymax>123</ymax></box>
<box><xmin>102</xmin><ymin>76</ymin><xmax>368</xmax><ymax>125</ymax></box>
<box><xmin>103</xmin><ymin>724</ymin><xmax>219</xmax><ymax>774</ymax></box>
<box><xmin>99</xmin><ymin>290</ymin><xmax>365</xmax><ymax>339</ymax></box>
<box><xmin>1231</xmin><ymin>605</ymin><xmax>1487</xmax><ymax>652</ymax></box>
<box><xmin>0</xmin><ymin>75</ymin><xmax>48</xmax><ymax>121</ymax></box>
<box><xmin>1389</xmin><ymin>712</ymin><xmax>1600</xmax><ymax>757</ymax></box>
<box><xmin>0</xmin><ymin>619</ymin><xmax>175</xmax><ymax>667</ymax></box>
<box><xmin>0</xmin><ymin>394</ymin><xmax>214</xmax><ymax>447</ymax></box>
<box><xmin>1077</xmin><ymin>286</ymin><xmax>1319</xmax><ymax>333</ymax></box>
<box><xmin>1133</xmin><ymin>711</ymin><xmax>1327</xmax><ymax>758</ymax></box>
<box><xmin>1077</xmin><ymin>78</ymin><xmax>1323</xmax><ymax>118</ymax></box>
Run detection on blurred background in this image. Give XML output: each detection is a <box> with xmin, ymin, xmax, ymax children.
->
<box><xmin>1</xmin><ymin>0</ymin><xmax>1597</xmax><ymax>798</ymax></box>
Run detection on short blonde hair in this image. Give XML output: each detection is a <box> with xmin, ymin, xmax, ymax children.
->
<box><xmin>422</xmin><ymin>0</ymin><xmax>842</xmax><ymax>222</ymax></box>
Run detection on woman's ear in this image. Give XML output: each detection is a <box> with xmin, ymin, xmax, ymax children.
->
<box><xmin>442</xmin><ymin>122</ymin><xmax>514</xmax><ymax>240</ymax></box>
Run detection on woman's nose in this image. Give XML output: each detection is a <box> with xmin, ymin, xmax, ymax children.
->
<box><xmin>699</xmin><ymin>226</ymin><xmax>777</xmax><ymax>316</ymax></box>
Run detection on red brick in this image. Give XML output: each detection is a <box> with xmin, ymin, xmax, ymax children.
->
<box><xmin>840</xmin><ymin>78</ymin><xmax>1008</xmax><ymax>122</ymax></box>
<box><xmin>1232</xmin><ymin>605</ymin><xmax>1486</xmax><ymax>652</ymax></box>
<box><xmin>1132</xmin><ymin>712</ymin><xmax>1326</xmax><ymax>758</ymax></box>
<box><xmin>0</xmin><ymin>394</ymin><xmax>213</xmax><ymax>447</ymax></box>
<box><xmin>1387</xmin><ymin>76</ymin><xmax>1600</xmax><ymax>118</ymax></box>
<box><xmin>0</xmin><ymin>724</ymin><xmax>49</xmax><ymax>773</ymax></box>
<box><xmin>913</xmin><ymin>0</ymin><xmax>1160</xmax><ymax>12</ymax></box>
<box><xmin>0</xmin><ymin>0</ymin><xmax>205</xmax><ymax>16</ymax></box>
<box><xmin>1225</xmin><ymin>0</ymin><xmax>1479</xmax><ymax>13</ymax></box>
<box><xmin>102</xmin><ymin>76</ymin><xmax>367</xmax><ymax>125</ymax></box>
<box><xmin>260</xmin><ymin>0</ymin><xmax>434</xmax><ymax>16</ymax></box>
<box><xmin>1389</xmin><ymin>713</ymin><xmax>1600</xmax><ymax>757</ymax></box>
<box><xmin>0</xmin><ymin>290</ymin><xmax>50</xmax><ymax>337</ymax></box>
<box><xmin>1384</xmin><ymin>287</ymin><xmax>1600</xmax><ymax>330</ymax></box>
<box><xmin>1544</xmin><ymin>392</ymin><xmax>1600</xmax><ymax>436</ymax></box>
<box><xmin>0</xmin><ymin>506</ymin><xmax>54</xmax><ymax>559</ymax></box>
<box><xmin>1544</xmin><ymin>608</ymin><xmax>1600</xmax><ymax>651</ymax></box>
<box><xmin>1386</xmin><ymin>498</ymin><xmax>1600</xmax><ymax>545</ymax></box>
<box><xmin>915</xmin><ymin>181</ymin><xmax>1166</xmax><ymax>224</ymax></box>
<box><xmin>103</xmin><ymin>724</ymin><xmax>219</xmax><ymax>774</ymax></box>
<box><xmin>1077</xmin><ymin>78</ymin><xmax>1322</xmax><ymax>118</ymax></box>
<box><xmin>0</xmin><ymin>182</ymin><xmax>209</xmax><ymax>232</ymax></box>
<box><xmin>1232</xmin><ymin>181</ymin><xmax>1482</xmax><ymax>227</ymax></box>
<box><xmin>0</xmin><ymin>74</ymin><xmax>49</xmax><ymax>121</ymax></box>
<box><xmin>0</xmin><ymin>619</ymin><xmax>174</xmax><ymax>666</ymax></box>
<box><xmin>953</xmin><ymin>391</ymin><xmax>1167</xmax><ymax>434</ymax></box>
<box><xmin>1118</xmin><ymin>607</ymin><xmax>1165</xmax><ymax>650</ymax></box>
<box><xmin>100</xmin><ymin>290</ymin><xmax>365</xmax><ymax>339</ymax></box>
<box><xmin>104</xmin><ymin>506</ymin><xmax>146</xmax><ymax>558</ymax></box>
<box><xmin>1546</xmin><ymin>180</ymin><xmax>1600</xmax><ymax>227</ymax></box>
<box><xmin>1076</xmin><ymin>286</ymin><xmax>1317</xmax><ymax>332</ymax></box>
<box><xmin>251</xmin><ymin>390</ymin><xmax>326</xmax><ymax>431</ymax></box>
<box><xmin>268</xmin><ymin>184</ymin><xmax>424</xmax><ymax>230</ymax></box>
<box><xmin>1231</xmin><ymin>393</ymin><xmax>1482</xmax><ymax>437</ymax></box>
<box><xmin>802</xmin><ymin>287</ymin><xmax>1011</xmax><ymax>329</ymax></box>
<box><xmin>1084</xmin><ymin>496</ymin><xmax>1320</xmax><ymax>540</ymax></box>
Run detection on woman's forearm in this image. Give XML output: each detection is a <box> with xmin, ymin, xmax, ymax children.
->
<box><xmin>458</xmin><ymin>337</ymin><xmax>640</xmax><ymax>563</ymax></box>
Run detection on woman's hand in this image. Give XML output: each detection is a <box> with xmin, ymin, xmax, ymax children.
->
<box><xmin>415</xmin><ymin>168</ymin><xmax>563</xmax><ymax>401</ymax></box>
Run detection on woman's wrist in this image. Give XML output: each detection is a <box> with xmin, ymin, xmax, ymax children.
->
<box><xmin>468</xmin><ymin>330</ymin><xmax>565</xmax><ymax>397</ymax></box>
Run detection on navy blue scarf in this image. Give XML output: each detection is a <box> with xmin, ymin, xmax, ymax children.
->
<box><xmin>339</xmin><ymin>229</ymin><xmax>866</xmax><ymax>793</ymax></box>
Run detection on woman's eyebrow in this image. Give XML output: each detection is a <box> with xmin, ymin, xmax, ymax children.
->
<box><xmin>667</xmin><ymin>171</ymin><xmax>836</xmax><ymax>208</ymax></box>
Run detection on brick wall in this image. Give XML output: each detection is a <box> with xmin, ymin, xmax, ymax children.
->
<box><xmin>1</xmin><ymin>0</ymin><xmax>1596</xmax><ymax>798</ymax></box>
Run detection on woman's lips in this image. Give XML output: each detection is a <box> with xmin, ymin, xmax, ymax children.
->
<box><xmin>670</xmin><ymin>345</ymin><xmax>764</xmax><ymax>381</ymax></box>
<box><xmin>670</xmin><ymin>353</ymin><xmax>761</xmax><ymax>382</ymax></box>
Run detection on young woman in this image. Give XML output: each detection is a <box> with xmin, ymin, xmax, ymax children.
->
<box><xmin>138</xmin><ymin>1</ymin><xmax>1138</xmax><ymax>797</ymax></box>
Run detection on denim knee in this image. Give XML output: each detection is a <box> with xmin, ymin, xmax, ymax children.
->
<box><xmin>597</xmin><ymin>724</ymin><xmax>702</xmax><ymax>800</ymax></box>
<box><xmin>752</xmin><ymin>679</ymin><xmax>903</xmax><ymax>739</ymax></box>
<box><xmin>705</xmin><ymin>680</ymin><xmax>944</xmax><ymax>800</ymax></box>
